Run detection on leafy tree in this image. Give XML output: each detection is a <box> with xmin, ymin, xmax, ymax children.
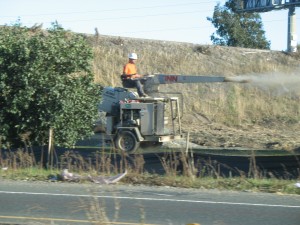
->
<box><xmin>207</xmin><ymin>0</ymin><xmax>270</xmax><ymax>49</ymax></box>
<box><xmin>0</xmin><ymin>22</ymin><xmax>100</xmax><ymax>148</ymax></box>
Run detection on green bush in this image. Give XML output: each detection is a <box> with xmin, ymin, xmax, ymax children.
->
<box><xmin>0</xmin><ymin>22</ymin><xmax>99</xmax><ymax>148</ymax></box>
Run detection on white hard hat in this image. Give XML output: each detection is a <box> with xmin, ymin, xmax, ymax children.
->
<box><xmin>128</xmin><ymin>53</ymin><xmax>138</xmax><ymax>60</ymax></box>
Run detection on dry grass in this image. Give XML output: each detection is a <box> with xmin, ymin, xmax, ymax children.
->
<box><xmin>88</xmin><ymin>35</ymin><xmax>300</xmax><ymax>129</ymax></box>
<box><xmin>0</xmin><ymin>147</ymin><xmax>299</xmax><ymax>195</ymax></box>
<box><xmin>1</xmin><ymin>35</ymin><xmax>300</xmax><ymax>192</ymax></box>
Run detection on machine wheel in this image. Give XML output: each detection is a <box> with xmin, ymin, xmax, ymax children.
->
<box><xmin>115</xmin><ymin>130</ymin><xmax>140</xmax><ymax>153</ymax></box>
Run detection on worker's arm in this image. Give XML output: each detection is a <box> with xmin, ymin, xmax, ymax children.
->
<box><xmin>131</xmin><ymin>74</ymin><xmax>142</xmax><ymax>79</ymax></box>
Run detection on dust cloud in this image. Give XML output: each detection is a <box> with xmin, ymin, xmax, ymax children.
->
<box><xmin>233</xmin><ymin>72</ymin><xmax>300</xmax><ymax>96</ymax></box>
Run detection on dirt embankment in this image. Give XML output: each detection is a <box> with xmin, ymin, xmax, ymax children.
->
<box><xmin>91</xmin><ymin>35</ymin><xmax>300</xmax><ymax>151</ymax></box>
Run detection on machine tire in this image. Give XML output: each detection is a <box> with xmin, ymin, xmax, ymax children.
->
<box><xmin>115</xmin><ymin>130</ymin><xmax>140</xmax><ymax>153</ymax></box>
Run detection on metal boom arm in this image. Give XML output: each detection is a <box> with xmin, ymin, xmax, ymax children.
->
<box><xmin>148</xmin><ymin>74</ymin><xmax>226</xmax><ymax>84</ymax></box>
<box><xmin>143</xmin><ymin>74</ymin><xmax>248</xmax><ymax>94</ymax></box>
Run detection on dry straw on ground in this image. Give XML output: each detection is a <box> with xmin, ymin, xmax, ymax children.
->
<box><xmin>89</xmin><ymin>35</ymin><xmax>300</xmax><ymax>150</ymax></box>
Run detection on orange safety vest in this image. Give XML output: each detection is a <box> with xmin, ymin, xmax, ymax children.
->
<box><xmin>123</xmin><ymin>63</ymin><xmax>137</xmax><ymax>79</ymax></box>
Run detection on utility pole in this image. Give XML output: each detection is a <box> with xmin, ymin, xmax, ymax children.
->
<box><xmin>235</xmin><ymin>0</ymin><xmax>300</xmax><ymax>52</ymax></box>
<box><xmin>287</xmin><ymin>6</ymin><xmax>297</xmax><ymax>52</ymax></box>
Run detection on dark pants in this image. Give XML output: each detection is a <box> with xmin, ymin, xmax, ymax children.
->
<box><xmin>122</xmin><ymin>79</ymin><xmax>145</xmax><ymax>97</ymax></box>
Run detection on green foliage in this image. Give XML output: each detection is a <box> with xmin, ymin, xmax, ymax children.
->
<box><xmin>207</xmin><ymin>0</ymin><xmax>270</xmax><ymax>49</ymax></box>
<box><xmin>0</xmin><ymin>23</ymin><xmax>99</xmax><ymax>148</ymax></box>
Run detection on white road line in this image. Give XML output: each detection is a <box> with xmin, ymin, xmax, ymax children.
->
<box><xmin>0</xmin><ymin>190</ymin><xmax>299</xmax><ymax>208</ymax></box>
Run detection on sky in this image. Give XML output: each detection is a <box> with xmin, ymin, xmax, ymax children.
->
<box><xmin>0</xmin><ymin>0</ymin><xmax>299</xmax><ymax>51</ymax></box>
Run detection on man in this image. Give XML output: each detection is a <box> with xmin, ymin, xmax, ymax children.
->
<box><xmin>121</xmin><ymin>53</ymin><xmax>147</xmax><ymax>97</ymax></box>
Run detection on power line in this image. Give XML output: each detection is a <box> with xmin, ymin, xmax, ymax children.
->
<box><xmin>1</xmin><ymin>1</ymin><xmax>297</xmax><ymax>36</ymax></box>
<box><xmin>17</xmin><ymin>8</ymin><xmax>300</xmax><ymax>27</ymax></box>
<box><xmin>110</xmin><ymin>18</ymin><xmax>298</xmax><ymax>36</ymax></box>
<box><xmin>0</xmin><ymin>1</ymin><xmax>213</xmax><ymax>18</ymax></box>
<box><xmin>16</xmin><ymin>9</ymin><xmax>215</xmax><ymax>26</ymax></box>
<box><xmin>1</xmin><ymin>0</ymin><xmax>299</xmax><ymax>19</ymax></box>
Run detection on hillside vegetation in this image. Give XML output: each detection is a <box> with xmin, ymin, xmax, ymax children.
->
<box><xmin>89</xmin><ymin>35</ymin><xmax>300</xmax><ymax>151</ymax></box>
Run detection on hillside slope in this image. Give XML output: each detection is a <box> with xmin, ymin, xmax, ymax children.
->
<box><xmin>89</xmin><ymin>35</ymin><xmax>300</xmax><ymax>151</ymax></box>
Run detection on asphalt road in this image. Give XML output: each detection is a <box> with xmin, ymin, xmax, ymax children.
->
<box><xmin>0</xmin><ymin>180</ymin><xmax>299</xmax><ymax>225</ymax></box>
